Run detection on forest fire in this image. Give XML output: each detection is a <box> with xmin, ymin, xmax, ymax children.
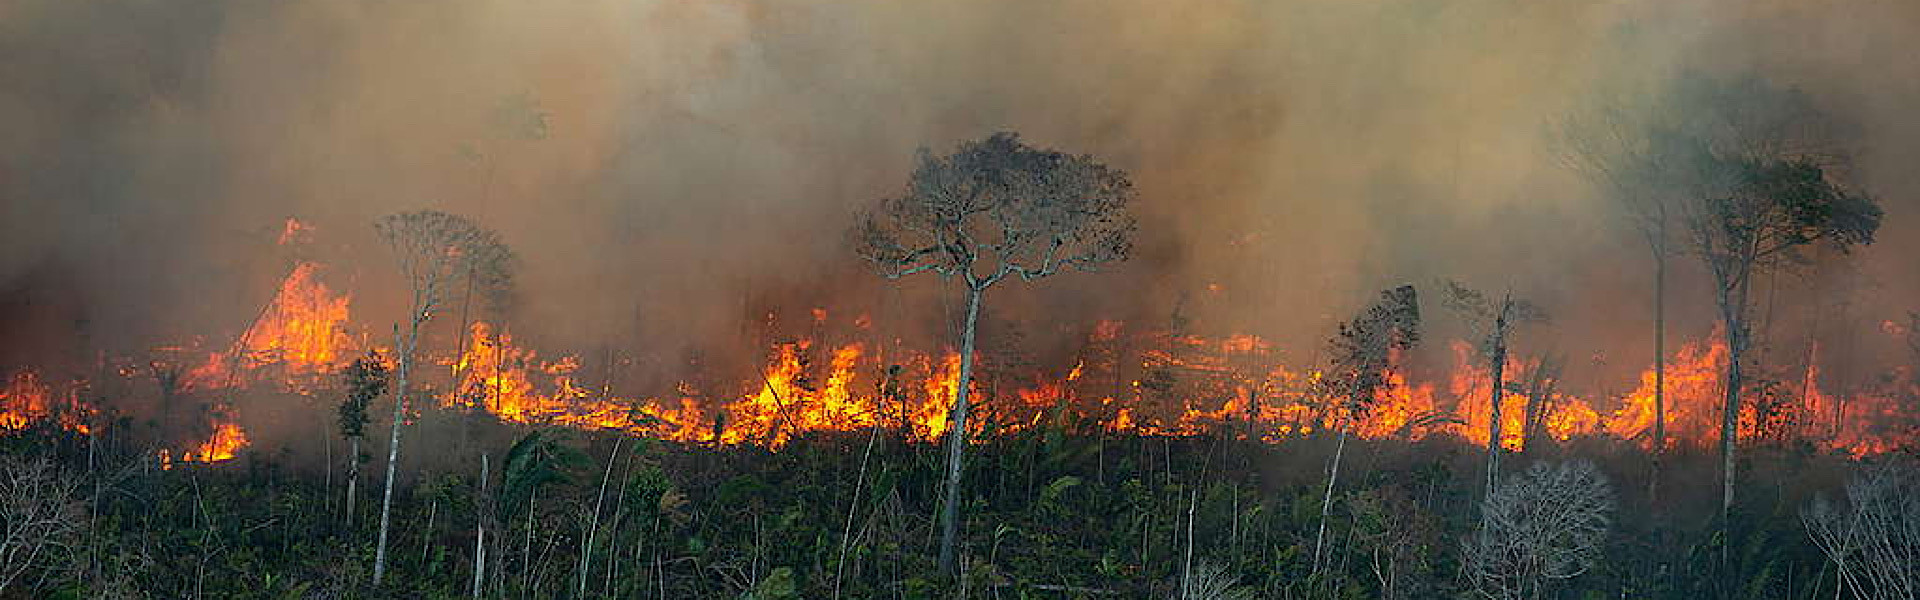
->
<box><xmin>184</xmin><ymin>261</ymin><xmax>355</xmax><ymax>392</ymax></box>
<box><xmin>160</xmin><ymin>416</ymin><xmax>250</xmax><ymax>469</ymax></box>
<box><xmin>397</xmin><ymin>312</ymin><xmax>1910</xmax><ymax>458</ymax></box>
<box><xmin>0</xmin><ymin>370</ymin><xmax>89</xmax><ymax>435</ymax></box>
<box><xmin>0</xmin><ymin>253</ymin><xmax>1911</xmax><ymax>460</ymax></box>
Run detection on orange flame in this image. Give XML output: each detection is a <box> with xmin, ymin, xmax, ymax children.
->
<box><xmin>0</xmin><ymin>370</ymin><xmax>91</xmax><ymax>434</ymax></box>
<box><xmin>186</xmin><ymin>262</ymin><xmax>354</xmax><ymax>390</ymax></box>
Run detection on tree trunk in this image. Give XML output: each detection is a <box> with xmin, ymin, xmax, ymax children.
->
<box><xmin>1311</xmin><ymin>416</ymin><xmax>1350</xmax><ymax>581</ymax></box>
<box><xmin>579</xmin><ymin>439</ymin><xmax>620</xmax><ymax>597</ymax></box>
<box><xmin>374</xmin><ymin>315</ymin><xmax>426</xmax><ymax>585</ymax></box>
<box><xmin>1650</xmin><ymin>247</ymin><xmax>1666</xmax><ymax>505</ymax></box>
<box><xmin>1485</xmin><ymin>307</ymin><xmax>1509</xmax><ymax>499</ymax></box>
<box><xmin>523</xmin><ymin>494</ymin><xmax>536</xmax><ymax>595</ymax></box>
<box><xmin>424</xmin><ymin>499</ymin><xmax>439</xmax><ymax>569</ymax></box>
<box><xmin>1719</xmin><ymin>306</ymin><xmax>1745</xmax><ymax>535</ymax></box>
<box><xmin>1521</xmin><ymin>376</ymin><xmax>1543</xmax><ymax>455</ymax></box>
<box><xmin>1717</xmin><ymin>268</ymin><xmax>1752</xmax><ymax>566</ymax></box>
<box><xmin>347</xmin><ymin>436</ymin><xmax>360</xmax><ymax>528</ymax></box>
<box><xmin>472</xmin><ymin>454</ymin><xmax>488</xmax><ymax>599</ymax></box>
<box><xmin>936</xmin><ymin>286</ymin><xmax>983</xmax><ymax>577</ymax></box>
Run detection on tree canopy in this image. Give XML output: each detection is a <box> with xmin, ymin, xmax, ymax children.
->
<box><xmin>854</xmin><ymin>132</ymin><xmax>1136</xmax><ymax>291</ymax></box>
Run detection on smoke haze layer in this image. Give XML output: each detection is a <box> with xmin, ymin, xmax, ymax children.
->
<box><xmin>3</xmin><ymin>0</ymin><xmax>1918</xmax><ymax>392</ymax></box>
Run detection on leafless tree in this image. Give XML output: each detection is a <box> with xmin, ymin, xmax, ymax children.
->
<box><xmin>370</xmin><ymin>210</ymin><xmax>514</xmax><ymax>585</ymax></box>
<box><xmin>1556</xmin><ymin>93</ymin><xmax>1685</xmax><ymax>501</ymax></box>
<box><xmin>1443</xmin><ymin>280</ymin><xmax>1547</xmax><ymax>498</ymax></box>
<box><xmin>1804</xmin><ymin>460</ymin><xmax>1919</xmax><ymax>600</ymax></box>
<box><xmin>853</xmin><ymin>131</ymin><xmax>1136</xmax><ymax>576</ymax></box>
<box><xmin>1516</xmin><ymin>353</ymin><xmax>1565</xmax><ymax>454</ymax></box>
<box><xmin>1173</xmin><ymin>560</ymin><xmax>1254</xmax><ymax>600</ymax></box>
<box><xmin>1311</xmin><ymin>285</ymin><xmax>1421</xmax><ymax>581</ymax></box>
<box><xmin>0</xmin><ymin>456</ymin><xmax>83</xmax><ymax>596</ymax></box>
<box><xmin>1463</xmin><ymin>460</ymin><xmax>1615</xmax><ymax>600</ymax></box>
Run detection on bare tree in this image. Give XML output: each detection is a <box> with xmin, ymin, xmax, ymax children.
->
<box><xmin>1173</xmin><ymin>560</ymin><xmax>1254</xmax><ymax>600</ymax></box>
<box><xmin>1804</xmin><ymin>460</ymin><xmax>1919</xmax><ymax>600</ymax></box>
<box><xmin>1311</xmin><ymin>285</ymin><xmax>1421</xmax><ymax>581</ymax></box>
<box><xmin>1516</xmin><ymin>353</ymin><xmax>1565</xmax><ymax>455</ymax></box>
<box><xmin>1463</xmin><ymin>460</ymin><xmax>1615</xmax><ymax>600</ymax></box>
<box><xmin>1556</xmin><ymin>95</ymin><xmax>1684</xmax><ymax>501</ymax></box>
<box><xmin>854</xmin><ymin>131</ymin><xmax>1136</xmax><ymax>576</ymax></box>
<box><xmin>370</xmin><ymin>210</ymin><xmax>514</xmax><ymax>585</ymax></box>
<box><xmin>1443</xmin><ymin>280</ymin><xmax>1547</xmax><ymax>498</ymax></box>
<box><xmin>0</xmin><ymin>456</ymin><xmax>82</xmax><ymax>596</ymax></box>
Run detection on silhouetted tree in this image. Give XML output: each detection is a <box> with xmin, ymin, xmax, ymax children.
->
<box><xmin>854</xmin><ymin>131</ymin><xmax>1136</xmax><ymax>576</ymax></box>
<box><xmin>1557</xmin><ymin>93</ymin><xmax>1688</xmax><ymax>500</ymax></box>
<box><xmin>338</xmin><ymin>352</ymin><xmax>389</xmax><ymax>527</ymax></box>
<box><xmin>1652</xmin><ymin>76</ymin><xmax>1882</xmax><ymax>530</ymax></box>
<box><xmin>1443</xmin><ymin>280</ymin><xmax>1547</xmax><ymax>497</ymax></box>
<box><xmin>1566</xmin><ymin>74</ymin><xmax>1882</xmax><ymax>530</ymax></box>
<box><xmin>1312</xmin><ymin>285</ymin><xmax>1420</xmax><ymax>581</ymax></box>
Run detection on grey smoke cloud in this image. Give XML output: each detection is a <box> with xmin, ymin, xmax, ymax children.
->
<box><xmin>2</xmin><ymin>0</ymin><xmax>1916</xmax><ymax>394</ymax></box>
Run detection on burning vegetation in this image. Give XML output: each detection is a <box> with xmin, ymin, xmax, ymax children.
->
<box><xmin>0</xmin><ymin>3</ymin><xmax>1918</xmax><ymax>590</ymax></box>
<box><xmin>1</xmin><ymin>244</ymin><xmax>1909</xmax><ymax>465</ymax></box>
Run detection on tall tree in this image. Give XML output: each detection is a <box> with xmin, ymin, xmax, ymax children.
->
<box><xmin>1556</xmin><ymin>99</ymin><xmax>1686</xmax><ymax>501</ymax></box>
<box><xmin>854</xmin><ymin>132</ymin><xmax>1137</xmax><ymax>576</ymax></box>
<box><xmin>1442</xmin><ymin>281</ymin><xmax>1546</xmax><ymax>498</ymax></box>
<box><xmin>1311</xmin><ymin>285</ymin><xmax>1420</xmax><ymax>581</ymax></box>
<box><xmin>370</xmin><ymin>210</ymin><xmax>514</xmax><ymax>585</ymax></box>
<box><xmin>1561</xmin><ymin>75</ymin><xmax>1882</xmax><ymax>521</ymax></box>
<box><xmin>1684</xmin><ymin>152</ymin><xmax>1879</xmax><ymax>529</ymax></box>
<box><xmin>1651</xmin><ymin>77</ymin><xmax>1883</xmax><ymax>532</ymax></box>
<box><xmin>338</xmin><ymin>352</ymin><xmax>389</xmax><ymax>528</ymax></box>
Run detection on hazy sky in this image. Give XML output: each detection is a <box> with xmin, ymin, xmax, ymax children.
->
<box><xmin>3</xmin><ymin>0</ymin><xmax>1916</xmax><ymax>390</ymax></box>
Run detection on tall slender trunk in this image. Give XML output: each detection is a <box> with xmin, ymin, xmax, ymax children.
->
<box><xmin>473</xmin><ymin>454</ymin><xmax>488</xmax><ymax>599</ymax></box>
<box><xmin>1485</xmin><ymin>307</ymin><xmax>1509</xmax><ymax>499</ymax></box>
<box><xmin>1650</xmin><ymin>247</ymin><xmax>1666</xmax><ymax>504</ymax></box>
<box><xmin>325</xmin><ymin>426</ymin><xmax>333</xmax><ymax>521</ymax></box>
<box><xmin>1311</xmin><ymin>416</ymin><xmax>1350</xmax><ymax>581</ymax></box>
<box><xmin>522</xmin><ymin>494</ymin><xmax>536</xmax><ymax>596</ymax></box>
<box><xmin>424</xmin><ymin>498</ymin><xmax>440</xmax><ymax>569</ymax></box>
<box><xmin>347</xmin><ymin>436</ymin><xmax>360</xmax><ymax>527</ymax></box>
<box><xmin>579</xmin><ymin>439</ymin><xmax>621</xmax><ymax>597</ymax></box>
<box><xmin>374</xmin><ymin>314</ymin><xmax>426</xmax><ymax>585</ymax></box>
<box><xmin>604</xmin><ymin>451</ymin><xmax>633</xmax><ymax>597</ymax></box>
<box><xmin>1521</xmin><ymin>374</ymin><xmax>1543</xmax><ymax>455</ymax></box>
<box><xmin>835</xmin><ymin>417</ymin><xmax>883</xmax><ymax>600</ymax></box>
<box><xmin>936</xmin><ymin>286</ymin><xmax>983</xmax><ymax>577</ymax></box>
<box><xmin>1719</xmin><ymin>274</ymin><xmax>1751</xmax><ymax>556</ymax></box>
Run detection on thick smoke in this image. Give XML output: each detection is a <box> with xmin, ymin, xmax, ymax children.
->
<box><xmin>2</xmin><ymin>0</ymin><xmax>1918</xmax><ymax>399</ymax></box>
